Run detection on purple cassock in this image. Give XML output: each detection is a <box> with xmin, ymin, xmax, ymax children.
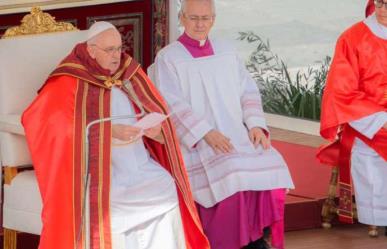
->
<box><xmin>177</xmin><ymin>32</ymin><xmax>286</xmax><ymax>249</ymax></box>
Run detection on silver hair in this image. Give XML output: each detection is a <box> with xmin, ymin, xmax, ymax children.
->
<box><xmin>179</xmin><ymin>0</ymin><xmax>216</xmax><ymax>16</ymax></box>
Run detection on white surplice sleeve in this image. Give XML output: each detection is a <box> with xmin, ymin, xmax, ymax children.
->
<box><xmin>237</xmin><ymin>56</ymin><xmax>268</xmax><ymax>132</ymax></box>
<box><xmin>349</xmin><ymin>111</ymin><xmax>387</xmax><ymax>139</ymax></box>
<box><xmin>154</xmin><ymin>54</ymin><xmax>213</xmax><ymax>149</ymax></box>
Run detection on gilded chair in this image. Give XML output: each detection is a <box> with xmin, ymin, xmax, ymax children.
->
<box><xmin>0</xmin><ymin>7</ymin><xmax>86</xmax><ymax>249</ymax></box>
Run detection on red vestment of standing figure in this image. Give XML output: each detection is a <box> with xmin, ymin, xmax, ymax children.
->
<box><xmin>22</xmin><ymin>43</ymin><xmax>210</xmax><ymax>249</ymax></box>
<box><xmin>317</xmin><ymin>22</ymin><xmax>387</xmax><ymax>223</ymax></box>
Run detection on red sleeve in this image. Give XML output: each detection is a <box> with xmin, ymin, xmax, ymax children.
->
<box><xmin>320</xmin><ymin>31</ymin><xmax>385</xmax><ymax>140</ymax></box>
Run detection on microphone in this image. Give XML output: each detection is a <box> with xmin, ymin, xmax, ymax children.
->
<box><xmin>78</xmin><ymin>114</ymin><xmax>145</xmax><ymax>249</ymax></box>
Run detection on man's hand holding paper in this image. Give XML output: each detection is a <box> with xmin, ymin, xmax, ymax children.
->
<box><xmin>112</xmin><ymin>112</ymin><xmax>169</xmax><ymax>143</ymax></box>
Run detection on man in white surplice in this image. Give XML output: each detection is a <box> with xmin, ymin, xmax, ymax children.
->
<box><xmin>153</xmin><ymin>0</ymin><xmax>294</xmax><ymax>248</ymax></box>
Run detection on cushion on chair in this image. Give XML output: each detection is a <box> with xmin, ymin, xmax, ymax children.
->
<box><xmin>0</xmin><ymin>114</ymin><xmax>24</xmax><ymax>135</ymax></box>
<box><xmin>0</xmin><ymin>114</ymin><xmax>30</xmax><ymax>166</ymax></box>
<box><xmin>3</xmin><ymin>170</ymin><xmax>42</xmax><ymax>235</ymax></box>
<box><xmin>0</xmin><ymin>132</ymin><xmax>31</xmax><ymax>166</ymax></box>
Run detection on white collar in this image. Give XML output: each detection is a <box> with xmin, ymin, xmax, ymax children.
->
<box><xmin>364</xmin><ymin>13</ymin><xmax>387</xmax><ymax>40</ymax></box>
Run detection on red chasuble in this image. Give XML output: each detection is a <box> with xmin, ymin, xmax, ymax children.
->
<box><xmin>22</xmin><ymin>43</ymin><xmax>210</xmax><ymax>249</ymax></box>
<box><xmin>317</xmin><ymin>22</ymin><xmax>387</xmax><ymax>223</ymax></box>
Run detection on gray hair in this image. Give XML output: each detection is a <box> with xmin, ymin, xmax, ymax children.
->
<box><xmin>179</xmin><ymin>0</ymin><xmax>216</xmax><ymax>16</ymax></box>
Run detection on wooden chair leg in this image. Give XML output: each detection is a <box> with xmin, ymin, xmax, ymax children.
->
<box><xmin>322</xmin><ymin>166</ymin><xmax>339</xmax><ymax>229</ymax></box>
<box><xmin>4</xmin><ymin>228</ymin><xmax>17</xmax><ymax>249</ymax></box>
<box><xmin>4</xmin><ymin>166</ymin><xmax>18</xmax><ymax>184</ymax></box>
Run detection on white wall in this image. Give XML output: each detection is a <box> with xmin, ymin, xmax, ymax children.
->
<box><xmin>169</xmin><ymin>0</ymin><xmax>181</xmax><ymax>42</ymax></box>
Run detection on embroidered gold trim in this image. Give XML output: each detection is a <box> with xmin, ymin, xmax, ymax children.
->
<box><xmin>72</xmin><ymin>80</ymin><xmax>79</xmax><ymax>248</ymax></box>
<box><xmin>2</xmin><ymin>7</ymin><xmax>77</xmax><ymax>39</ymax></box>
<box><xmin>337</xmin><ymin>211</ymin><xmax>354</xmax><ymax>219</ymax></box>
<box><xmin>55</xmin><ymin>57</ymin><xmax>135</xmax><ymax>89</ymax></box>
<box><xmin>93</xmin><ymin>57</ymin><xmax>133</xmax><ymax>88</ymax></box>
<box><xmin>51</xmin><ymin>73</ymin><xmax>108</xmax><ymax>89</ymax></box>
<box><xmin>98</xmin><ymin>88</ymin><xmax>105</xmax><ymax>249</ymax></box>
<box><xmin>81</xmin><ymin>82</ymin><xmax>89</xmax><ymax>249</ymax></box>
<box><xmin>58</xmin><ymin>63</ymin><xmax>88</xmax><ymax>71</ymax></box>
<box><xmin>338</xmin><ymin>181</ymin><xmax>351</xmax><ymax>187</ymax></box>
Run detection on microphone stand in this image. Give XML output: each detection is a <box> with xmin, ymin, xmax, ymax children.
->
<box><xmin>77</xmin><ymin>80</ymin><xmax>145</xmax><ymax>249</ymax></box>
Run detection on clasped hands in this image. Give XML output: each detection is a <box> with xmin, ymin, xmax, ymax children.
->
<box><xmin>203</xmin><ymin>127</ymin><xmax>270</xmax><ymax>154</ymax></box>
<box><xmin>112</xmin><ymin>124</ymin><xmax>162</xmax><ymax>144</ymax></box>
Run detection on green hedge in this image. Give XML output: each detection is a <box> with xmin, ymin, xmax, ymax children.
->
<box><xmin>238</xmin><ymin>31</ymin><xmax>330</xmax><ymax>121</ymax></box>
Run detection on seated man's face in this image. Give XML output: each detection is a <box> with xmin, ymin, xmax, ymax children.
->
<box><xmin>88</xmin><ymin>29</ymin><xmax>122</xmax><ymax>74</ymax></box>
<box><xmin>180</xmin><ymin>0</ymin><xmax>215</xmax><ymax>41</ymax></box>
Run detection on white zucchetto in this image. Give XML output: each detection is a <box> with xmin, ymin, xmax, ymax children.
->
<box><xmin>87</xmin><ymin>21</ymin><xmax>117</xmax><ymax>40</ymax></box>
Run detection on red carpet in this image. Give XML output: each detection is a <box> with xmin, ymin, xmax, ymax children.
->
<box><xmin>272</xmin><ymin>140</ymin><xmax>332</xmax><ymax>231</ymax></box>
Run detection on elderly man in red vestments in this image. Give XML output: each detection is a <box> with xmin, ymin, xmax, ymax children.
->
<box><xmin>22</xmin><ymin>21</ymin><xmax>209</xmax><ymax>249</ymax></box>
<box><xmin>319</xmin><ymin>0</ymin><xmax>387</xmax><ymax>236</ymax></box>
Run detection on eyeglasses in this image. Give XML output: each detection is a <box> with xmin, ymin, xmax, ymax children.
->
<box><xmin>91</xmin><ymin>44</ymin><xmax>122</xmax><ymax>55</ymax></box>
<box><xmin>374</xmin><ymin>0</ymin><xmax>387</xmax><ymax>8</ymax></box>
<box><xmin>182</xmin><ymin>13</ymin><xmax>215</xmax><ymax>23</ymax></box>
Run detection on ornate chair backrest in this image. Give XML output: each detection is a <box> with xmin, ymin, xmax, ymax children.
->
<box><xmin>0</xmin><ymin>7</ymin><xmax>87</xmax><ymax>167</ymax></box>
<box><xmin>0</xmin><ymin>9</ymin><xmax>87</xmax><ymax>239</ymax></box>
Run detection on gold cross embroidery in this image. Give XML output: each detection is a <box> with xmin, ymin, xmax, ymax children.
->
<box><xmin>341</xmin><ymin>194</ymin><xmax>352</xmax><ymax>206</ymax></box>
<box><xmin>103</xmin><ymin>78</ymin><xmax>122</xmax><ymax>88</ymax></box>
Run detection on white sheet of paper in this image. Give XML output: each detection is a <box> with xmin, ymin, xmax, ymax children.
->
<box><xmin>134</xmin><ymin>112</ymin><xmax>169</xmax><ymax>130</ymax></box>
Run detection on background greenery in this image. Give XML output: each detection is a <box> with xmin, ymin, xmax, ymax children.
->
<box><xmin>238</xmin><ymin>31</ymin><xmax>331</xmax><ymax>121</ymax></box>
